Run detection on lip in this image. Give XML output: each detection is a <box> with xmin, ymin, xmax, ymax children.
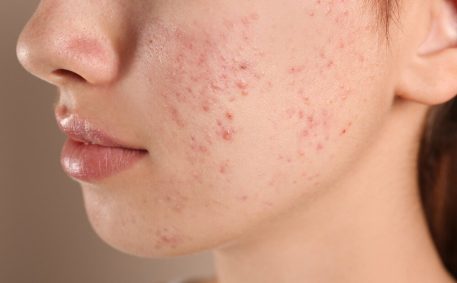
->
<box><xmin>56</xmin><ymin>113</ymin><xmax>148</xmax><ymax>182</ymax></box>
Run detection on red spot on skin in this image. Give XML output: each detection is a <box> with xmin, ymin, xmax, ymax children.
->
<box><xmin>262</xmin><ymin>201</ymin><xmax>274</xmax><ymax>208</ymax></box>
<box><xmin>168</xmin><ymin>106</ymin><xmax>185</xmax><ymax>127</ymax></box>
<box><xmin>338</xmin><ymin>40</ymin><xmax>345</xmax><ymax>49</ymax></box>
<box><xmin>288</xmin><ymin>66</ymin><xmax>305</xmax><ymax>74</ymax></box>
<box><xmin>340</xmin><ymin>121</ymin><xmax>353</xmax><ymax>136</ymax></box>
<box><xmin>316</xmin><ymin>143</ymin><xmax>324</xmax><ymax>151</ymax></box>
<box><xmin>202</xmin><ymin>104</ymin><xmax>210</xmax><ymax>112</ymax></box>
<box><xmin>307</xmin><ymin>115</ymin><xmax>315</xmax><ymax>128</ymax></box>
<box><xmin>219</xmin><ymin>160</ymin><xmax>230</xmax><ymax>174</ymax></box>
<box><xmin>286</xmin><ymin>108</ymin><xmax>296</xmax><ymax>119</ymax></box>
<box><xmin>239</xmin><ymin>62</ymin><xmax>249</xmax><ymax>70</ymax></box>
<box><xmin>225</xmin><ymin>112</ymin><xmax>234</xmax><ymax>120</ymax></box>
<box><xmin>238</xmin><ymin>195</ymin><xmax>249</xmax><ymax>201</ymax></box>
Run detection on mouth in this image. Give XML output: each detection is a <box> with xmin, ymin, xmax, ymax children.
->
<box><xmin>56</xmin><ymin>112</ymin><xmax>148</xmax><ymax>182</ymax></box>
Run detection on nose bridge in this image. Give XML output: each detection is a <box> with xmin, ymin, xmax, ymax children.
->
<box><xmin>17</xmin><ymin>1</ymin><xmax>124</xmax><ymax>86</ymax></box>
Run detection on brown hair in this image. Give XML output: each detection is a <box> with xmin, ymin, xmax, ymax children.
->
<box><xmin>372</xmin><ymin>0</ymin><xmax>457</xmax><ymax>278</ymax></box>
<box><xmin>419</xmin><ymin>101</ymin><xmax>457</xmax><ymax>277</ymax></box>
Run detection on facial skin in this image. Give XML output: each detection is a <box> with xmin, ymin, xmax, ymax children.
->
<box><xmin>17</xmin><ymin>0</ymin><xmax>457</xmax><ymax>282</ymax></box>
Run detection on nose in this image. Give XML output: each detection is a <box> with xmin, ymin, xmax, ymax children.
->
<box><xmin>16</xmin><ymin>1</ymin><xmax>124</xmax><ymax>87</ymax></box>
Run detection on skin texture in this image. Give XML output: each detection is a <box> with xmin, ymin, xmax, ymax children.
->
<box><xmin>16</xmin><ymin>0</ymin><xmax>457</xmax><ymax>282</ymax></box>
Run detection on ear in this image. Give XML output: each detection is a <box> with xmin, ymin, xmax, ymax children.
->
<box><xmin>396</xmin><ymin>0</ymin><xmax>457</xmax><ymax>105</ymax></box>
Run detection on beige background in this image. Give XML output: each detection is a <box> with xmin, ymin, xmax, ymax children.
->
<box><xmin>0</xmin><ymin>1</ymin><xmax>214</xmax><ymax>283</ymax></box>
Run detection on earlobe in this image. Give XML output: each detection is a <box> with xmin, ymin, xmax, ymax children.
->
<box><xmin>396</xmin><ymin>0</ymin><xmax>457</xmax><ymax>105</ymax></box>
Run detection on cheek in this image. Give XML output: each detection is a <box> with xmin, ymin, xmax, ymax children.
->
<box><xmin>145</xmin><ymin>8</ymin><xmax>366</xmax><ymax>192</ymax></box>
<box><xmin>149</xmin><ymin>15</ymin><xmax>272</xmax><ymax>178</ymax></box>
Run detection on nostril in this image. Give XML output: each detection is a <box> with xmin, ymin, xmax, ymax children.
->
<box><xmin>52</xmin><ymin>69</ymin><xmax>87</xmax><ymax>83</ymax></box>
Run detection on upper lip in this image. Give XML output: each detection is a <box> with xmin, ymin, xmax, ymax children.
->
<box><xmin>55</xmin><ymin>111</ymin><xmax>145</xmax><ymax>150</ymax></box>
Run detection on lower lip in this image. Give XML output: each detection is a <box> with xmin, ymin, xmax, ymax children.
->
<box><xmin>61</xmin><ymin>139</ymin><xmax>148</xmax><ymax>182</ymax></box>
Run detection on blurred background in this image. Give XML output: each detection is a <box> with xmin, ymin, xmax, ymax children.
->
<box><xmin>0</xmin><ymin>1</ymin><xmax>214</xmax><ymax>283</ymax></box>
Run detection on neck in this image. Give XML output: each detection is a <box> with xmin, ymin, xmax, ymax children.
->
<box><xmin>211</xmin><ymin>101</ymin><xmax>455</xmax><ymax>283</ymax></box>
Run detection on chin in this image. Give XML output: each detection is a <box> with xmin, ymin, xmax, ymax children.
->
<box><xmin>79</xmin><ymin>187</ymin><xmax>207</xmax><ymax>258</ymax></box>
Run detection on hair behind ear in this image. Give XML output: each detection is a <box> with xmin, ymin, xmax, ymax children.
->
<box><xmin>419</xmin><ymin>97</ymin><xmax>457</xmax><ymax>278</ymax></box>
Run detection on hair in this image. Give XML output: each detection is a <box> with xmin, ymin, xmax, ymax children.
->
<box><xmin>371</xmin><ymin>0</ymin><xmax>457</xmax><ymax>279</ymax></box>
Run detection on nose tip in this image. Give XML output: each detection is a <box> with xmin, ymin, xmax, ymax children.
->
<box><xmin>16</xmin><ymin>6</ymin><xmax>121</xmax><ymax>87</ymax></box>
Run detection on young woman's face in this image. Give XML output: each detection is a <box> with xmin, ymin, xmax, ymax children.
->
<box><xmin>18</xmin><ymin>0</ymin><xmax>405</xmax><ymax>257</ymax></box>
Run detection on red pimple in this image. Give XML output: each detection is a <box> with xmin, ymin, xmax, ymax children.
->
<box><xmin>236</xmin><ymin>80</ymin><xmax>249</xmax><ymax>90</ymax></box>
<box><xmin>222</xmin><ymin>129</ymin><xmax>234</xmax><ymax>141</ymax></box>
